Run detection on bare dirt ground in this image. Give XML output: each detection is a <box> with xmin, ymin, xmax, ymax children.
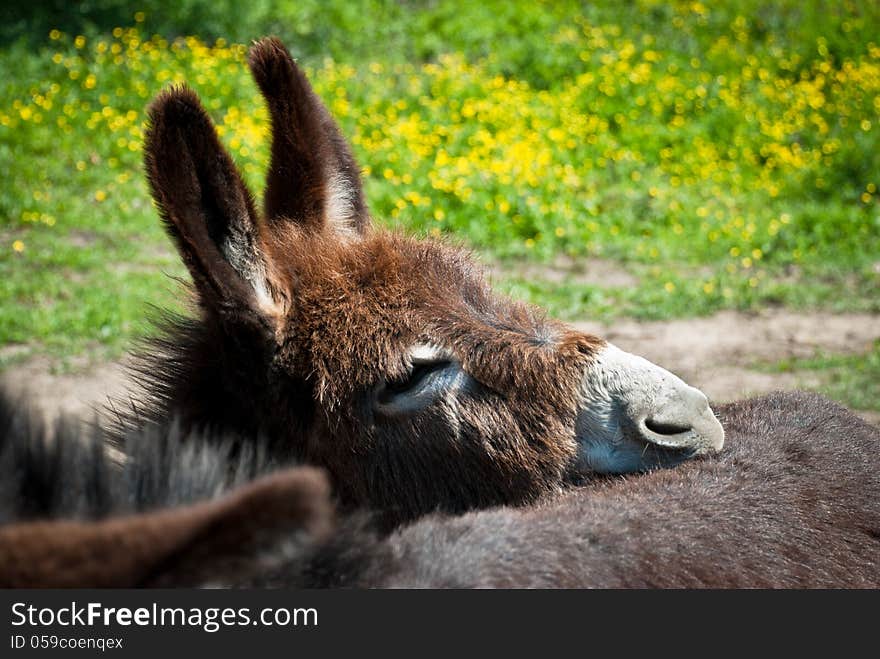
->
<box><xmin>2</xmin><ymin>309</ymin><xmax>878</xmax><ymax>427</ymax></box>
<box><xmin>1</xmin><ymin>357</ymin><xmax>132</xmax><ymax>428</ymax></box>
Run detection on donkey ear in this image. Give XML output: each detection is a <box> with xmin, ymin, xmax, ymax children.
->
<box><xmin>144</xmin><ymin>86</ymin><xmax>279</xmax><ymax>318</ymax></box>
<box><xmin>248</xmin><ymin>37</ymin><xmax>368</xmax><ymax>238</ymax></box>
<box><xmin>0</xmin><ymin>467</ymin><xmax>334</xmax><ymax>588</ymax></box>
<box><xmin>145</xmin><ymin>466</ymin><xmax>335</xmax><ymax>587</ymax></box>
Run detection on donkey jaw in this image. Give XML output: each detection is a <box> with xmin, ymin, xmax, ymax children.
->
<box><xmin>575</xmin><ymin>343</ymin><xmax>725</xmax><ymax>474</ymax></box>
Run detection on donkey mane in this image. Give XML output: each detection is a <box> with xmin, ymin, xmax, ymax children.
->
<box><xmin>113</xmin><ymin>307</ymin><xmax>311</xmax><ymax>459</ymax></box>
<box><xmin>0</xmin><ymin>388</ymin><xmax>282</xmax><ymax>524</ymax></box>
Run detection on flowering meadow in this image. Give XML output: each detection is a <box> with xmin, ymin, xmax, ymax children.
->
<box><xmin>1</xmin><ymin>1</ymin><xmax>878</xmax><ymax>363</ymax></box>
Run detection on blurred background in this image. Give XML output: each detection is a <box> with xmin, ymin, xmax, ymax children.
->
<box><xmin>0</xmin><ymin>0</ymin><xmax>878</xmax><ymax>422</ymax></box>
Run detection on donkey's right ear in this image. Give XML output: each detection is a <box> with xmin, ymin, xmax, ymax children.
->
<box><xmin>144</xmin><ymin>86</ymin><xmax>282</xmax><ymax>322</ymax></box>
<box><xmin>248</xmin><ymin>37</ymin><xmax>369</xmax><ymax>238</ymax></box>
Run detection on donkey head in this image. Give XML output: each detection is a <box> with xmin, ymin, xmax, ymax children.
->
<box><xmin>141</xmin><ymin>37</ymin><xmax>723</xmax><ymax>521</ymax></box>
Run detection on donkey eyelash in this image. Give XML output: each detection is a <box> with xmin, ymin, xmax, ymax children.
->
<box><xmin>384</xmin><ymin>360</ymin><xmax>453</xmax><ymax>396</ymax></box>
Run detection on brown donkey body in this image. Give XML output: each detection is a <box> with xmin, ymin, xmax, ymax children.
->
<box><xmin>125</xmin><ymin>37</ymin><xmax>723</xmax><ymax>522</ymax></box>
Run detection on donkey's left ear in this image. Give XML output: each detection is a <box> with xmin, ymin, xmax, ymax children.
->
<box><xmin>144</xmin><ymin>86</ymin><xmax>282</xmax><ymax>322</ymax></box>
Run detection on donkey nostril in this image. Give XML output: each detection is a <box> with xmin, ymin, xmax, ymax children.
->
<box><xmin>644</xmin><ymin>418</ymin><xmax>692</xmax><ymax>436</ymax></box>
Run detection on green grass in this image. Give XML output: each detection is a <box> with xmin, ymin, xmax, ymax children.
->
<box><xmin>760</xmin><ymin>341</ymin><xmax>880</xmax><ymax>413</ymax></box>
<box><xmin>1</xmin><ymin>1</ymin><xmax>878</xmax><ymax>375</ymax></box>
<box><xmin>498</xmin><ymin>259</ymin><xmax>880</xmax><ymax>323</ymax></box>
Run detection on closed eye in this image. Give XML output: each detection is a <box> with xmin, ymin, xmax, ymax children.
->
<box><xmin>380</xmin><ymin>359</ymin><xmax>453</xmax><ymax>401</ymax></box>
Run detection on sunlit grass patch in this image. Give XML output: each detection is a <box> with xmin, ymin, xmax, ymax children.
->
<box><xmin>759</xmin><ymin>340</ymin><xmax>880</xmax><ymax>413</ymax></box>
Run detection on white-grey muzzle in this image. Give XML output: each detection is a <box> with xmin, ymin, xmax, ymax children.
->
<box><xmin>576</xmin><ymin>343</ymin><xmax>724</xmax><ymax>474</ymax></box>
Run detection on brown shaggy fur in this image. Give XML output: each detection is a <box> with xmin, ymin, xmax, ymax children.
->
<box><xmin>2</xmin><ymin>392</ymin><xmax>876</xmax><ymax>588</ymax></box>
<box><xmin>0</xmin><ymin>468</ymin><xmax>331</xmax><ymax>588</ymax></box>
<box><xmin>337</xmin><ymin>392</ymin><xmax>879</xmax><ymax>588</ymax></box>
<box><xmin>129</xmin><ymin>36</ymin><xmax>611</xmax><ymax>523</ymax></box>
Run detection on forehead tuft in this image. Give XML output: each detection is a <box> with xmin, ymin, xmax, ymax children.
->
<box><xmin>269</xmin><ymin>228</ymin><xmax>491</xmax><ymax>309</ymax></box>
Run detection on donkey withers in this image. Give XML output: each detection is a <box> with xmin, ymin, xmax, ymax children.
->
<box><xmin>128</xmin><ymin>37</ymin><xmax>723</xmax><ymax>522</ymax></box>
